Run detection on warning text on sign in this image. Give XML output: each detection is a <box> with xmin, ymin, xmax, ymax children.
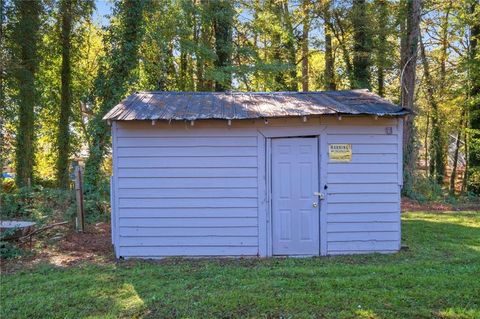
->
<box><xmin>329</xmin><ymin>144</ymin><xmax>352</xmax><ymax>162</ymax></box>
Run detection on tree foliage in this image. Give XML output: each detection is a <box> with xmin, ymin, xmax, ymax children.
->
<box><xmin>1</xmin><ymin>0</ymin><xmax>479</xmax><ymax>201</ymax></box>
<box><xmin>83</xmin><ymin>0</ymin><xmax>147</xmax><ymax>192</ymax></box>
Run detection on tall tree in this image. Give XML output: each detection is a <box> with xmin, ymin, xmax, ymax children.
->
<box><xmin>419</xmin><ymin>35</ymin><xmax>445</xmax><ymax>185</ymax></box>
<box><xmin>56</xmin><ymin>0</ymin><xmax>73</xmax><ymax>189</ymax></box>
<box><xmin>0</xmin><ymin>0</ymin><xmax>6</xmax><ymax>196</ymax></box>
<box><xmin>265</xmin><ymin>0</ymin><xmax>297</xmax><ymax>91</ymax></box>
<box><xmin>281</xmin><ymin>0</ymin><xmax>297</xmax><ymax>91</ymax></box>
<box><xmin>330</xmin><ymin>5</ymin><xmax>354</xmax><ymax>85</ymax></box>
<box><xmin>450</xmin><ymin>111</ymin><xmax>464</xmax><ymax>193</ymax></box>
<box><xmin>197</xmin><ymin>0</ymin><xmax>214</xmax><ymax>91</ymax></box>
<box><xmin>301</xmin><ymin>0</ymin><xmax>310</xmax><ymax>92</ymax></box>
<box><xmin>194</xmin><ymin>0</ymin><xmax>205</xmax><ymax>91</ymax></box>
<box><xmin>211</xmin><ymin>0</ymin><xmax>234</xmax><ymax>91</ymax></box>
<box><xmin>439</xmin><ymin>0</ymin><xmax>452</xmax><ymax>86</ymax></box>
<box><xmin>467</xmin><ymin>0</ymin><xmax>480</xmax><ymax>193</ymax></box>
<box><xmin>400</xmin><ymin>0</ymin><xmax>421</xmax><ymax>194</ymax></box>
<box><xmin>84</xmin><ymin>0</ymin><xmax>146</xmax><ymax>192</ymax></box>
<box><xmin>13</xmin><ymin>0</ymin><xmax>42</xmax><ymax>188</ymax></box>
<box><xmin>323</xmin><ymin>0</ymin><xmax>336</xmax><ymax>91</ymax></box>
<box><xmin>351</xmin><ymin>0</ymin><xmax>372</xmax><ymax>89</ymax></box>
<box><xmin>178</xmin><ymin>0</ymin><xmax>195</xmax><ymax>92</ymax></box>
<box><xmin>141</xmin><ymin>1</ymin><xmax>177</xmax><ymax>91</ymax></box>
<box><xmin>373</xmin><ymin>0</ymin><xmax>388</xmax><ymax>96</ymax></box>
<box><xmin>268</xmin><ymin>0</ymin><xmax>286</xmax><ymax>90</ymax></box>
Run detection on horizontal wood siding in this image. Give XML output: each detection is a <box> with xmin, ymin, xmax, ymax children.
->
<box><xmin>116</xmin><ymin>122</ymin><xmax>259</xmax><ymax>258</ymax></box>
<box><xmin>326</xmin><ymin>122</ymin><xmax>401</xmax><ymax>255</ymax></box>
<box><xmin>112</xmin><ymin>117</ymin><xmax>402</xmax><ymax>257</ymax></box>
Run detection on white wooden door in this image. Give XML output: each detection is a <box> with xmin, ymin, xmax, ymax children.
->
<box><xmin>271</xmin><ymin>137</ymin><xmax>320</xmax><ymax>255</ymax></box>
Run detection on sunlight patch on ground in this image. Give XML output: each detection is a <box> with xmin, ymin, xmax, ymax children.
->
<box><xmin>116</xmin><ymin>283</ymin><xmax>145</xmax><ymax>313</ymax></box>
<box><xmin>436</xmin><ymin>308</ymin><xmax>480</xmax><ymax>318</ymax></box>
<box><xmin>467</xmin><ymin>245</ymin><xmax>480</xmax><ymax>252</ymax></box>
<box><xmin>354</xmin><ymin>308</ymin><xmax>381</xmax><ymax>319</ymax></box>
<box><xmin>403</xmin><ymin>211</ymin><xmax>480</xmax><ymax>228</ymax></box>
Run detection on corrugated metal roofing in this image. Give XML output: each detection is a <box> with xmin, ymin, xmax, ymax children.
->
<box><xmin>103</xmin><ymin>89</ymin><xmax>409</xmax><ymax>121</ymax></box>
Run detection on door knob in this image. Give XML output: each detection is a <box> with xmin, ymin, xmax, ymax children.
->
<box><xmin>314</xmin><ymin>192</ymin><xmax>325</xmax><ymax>200</ymax></box>
<box><xmin>312</xmin><ymin>202</ymin><xmax>318</xmax><ymax>208</ymax></box>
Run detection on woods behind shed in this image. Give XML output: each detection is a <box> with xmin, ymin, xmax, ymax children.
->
<box><xmin>104</xmin><ymin>90</ymin><xmax>408</xmax><ymax>258</ymax></box>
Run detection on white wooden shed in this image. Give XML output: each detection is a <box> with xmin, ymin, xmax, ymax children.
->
<box><xmin>104</xmin><ymin>90</ymin><xmax>408</xmax><ymax>258</ymax></box>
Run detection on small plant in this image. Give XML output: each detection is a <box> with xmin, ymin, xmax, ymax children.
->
<box><xmin>408</xmin><ymin>175</ymin><xmax>444</xmax><ymax>203</ymax></box>
<box><xmin>0</xmin><ymin>241</ymin><xmax>23</xmax><ymax>259</ymax></box>
<box><xmin>0</xmin><ymin>228</ymin><xmax>23</xmax><ymax>259</ymax></box>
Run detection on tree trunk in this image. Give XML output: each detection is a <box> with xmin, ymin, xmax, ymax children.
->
<box><xmin>420</xmin><ymin>35</ymin><xmax>445</xmax><ymax>185</ymax></box>
<box><xmin>352</xmin><ymin>0</ymin><xmax>372</xmax><ymax>89</ymax></box>
<box><xmin>450</xmin><ymin>116</ymin><xmax>463</xmax><ymax>194</ymax></box>
<box><xmin>212</xmin><ymin>0</ymin><xmax>234</xmax><ymax>91</ymax></box>
<box><xmin>282</xmin><ymin>0</ymin><xmax>297</xmax><ymax>91</ymax></box>
<box><xmin>323</xmin><ymin>0</ymin><xmax>336</xmax><ymax>90</ymax></box>
<box><xmin>160</xmin><ymin>42</ymin><xmax>175</xmax><ymax>91</ymax></box>
<box><xmin>13</xmin><ymin>0</ymin><xmax>42</xmax><ymax>188</ymax></box>
<box><xmin>400</xmin><ymin>0</ymin><xmax>421</xmax><ymax>194</ymax></box>
<box><xmin>374</xmin><ymin>0</ymin><xmax>388</xmax><ymax>96</ymax></box>
<box><xmin>56</xmin><ymin>0</ymin><xmax>73</xmax><ymax>189</ymax></box>
<box><xmin>179</xmin><ymin>48</ymin><xmax>187</xmax><ymax>91</ymax></box>
<box><xmin>301</xmin><ymin>0</ymin><xmax>310</xmax><ymax>92</ymax></box>
<box><xmin>439</xmin><ymin>0</ymin><xmax>452</xmax><ymax>86</ymax></box>
<box><xmin>462</xmin><ymin>125</ymin><xmax>469</xmax><ymax>193</ymax></box>
<box><xmin>272</xmin><ymin>28</ymin><xmax>286</xmax><ymax>90</ymax></box>
<box><xmin>331</xmin><ymin>10</ymin><xmax>354</xmax><ymax>85</ymax></box>
<box><xmin>424</xmin><ymin>110</ymin><xmax>429</xmax><ymax>175</ymax></box>
<box><xmin>0</xmin><ymin>0</ymin><xmax>5</xmax><ymax>198</ymax></box>
<box><xmin>193</xmin><ymin>1</ymin><xmax>204</xmax><ymax>91</ymax></box>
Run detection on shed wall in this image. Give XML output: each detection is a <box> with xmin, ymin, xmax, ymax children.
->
<box><xmin>112</xmin><ymin>117</ymin><xmax>402</xmax><ymax>258</ymax></box>
<box><xmin>114</xmin><ymin>122</ymin><xmax>259</xmax><ymax>257</ymax></box>
<box><xmin>324</xmin><ymin>123</ymin><xmax>402</xmax><ymax>254</ymax></box>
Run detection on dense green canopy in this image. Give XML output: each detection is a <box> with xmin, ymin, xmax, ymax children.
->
<box><xmin>1</xmin><ymin>0</ymin><xmax>479</xmax><ymax>197</ymax></box>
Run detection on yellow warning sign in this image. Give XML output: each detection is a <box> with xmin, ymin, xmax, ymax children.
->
<box><xmin>329</xmin><ymin>144</ymin><xmax>352</xmax><ymax>162</ymax></box>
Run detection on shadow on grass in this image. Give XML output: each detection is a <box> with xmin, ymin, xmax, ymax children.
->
<box><xmin>1</xmin><ymin>213</ymin><xmax>479</xmax><ymax>318</ymax></box>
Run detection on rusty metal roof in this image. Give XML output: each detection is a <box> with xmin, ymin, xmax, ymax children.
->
<box><xmin>103</xmin><ymin>89</ymin><xmax>409</xmax><ymax>121</ymax></box>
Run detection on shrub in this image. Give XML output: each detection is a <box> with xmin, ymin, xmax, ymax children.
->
<box><xmin>0</xmin><ymin>241</ymin><xmax>23</xmax><ymax>259</ymax></box>
<box><xmin>1</xmin><ymin>185</ymin><xmax>110</xmax><ymax>226</ymax></box>
<box><xmin>0</xmin><ymin>187</ymin><xmax>76</xmax><ymax>226</ymax></box>
<box><xmin>84</xmin><ymin>180</ymin><xmax>111</xmax><ymax>223</ymax></box>
<box><xmin>403</xmin><ymin>173</ymin><xmax>480</xmax><ymax>205</ymax></box>
<box><xmin>468</xmin><ymin>167</ymin><xmax>480</xmax><ymax>194</ymax></box>
<box><xmin>34</xmin><ymin>177</ymin><xmax>58</xmax><ymax>189</ymax></box>
<box><xmin>403</xmin><ymin>175</ymin><xmax>444</xmax><ymax>203</ymax></box>
<box><xmin>0</xmin><ymin>228</ymin><xmax>23</xmax><ymax>259</ymax></box>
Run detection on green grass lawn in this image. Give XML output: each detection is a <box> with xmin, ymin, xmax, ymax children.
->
<box><xmin>1</xmin><ymin>211</ymin><xmax>479</xmax><ymax>319</ymax></box>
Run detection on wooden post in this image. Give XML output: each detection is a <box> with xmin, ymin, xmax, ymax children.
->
<box><xmin>74</xmin><ymin>166</ymin><xmax>85</xmax><ymax>232</ymax></box>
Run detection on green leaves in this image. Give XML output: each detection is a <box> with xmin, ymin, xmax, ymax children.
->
<box><xmin>84</xmin><ymin>0</ymin><xmax>147</xmax><ymax>192</ymax></box>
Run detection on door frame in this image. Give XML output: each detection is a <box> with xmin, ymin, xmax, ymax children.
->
<box><xmin>258</xmin><ymin>126</ymin><xmax>328</xmax><ymax>257</ymax></box>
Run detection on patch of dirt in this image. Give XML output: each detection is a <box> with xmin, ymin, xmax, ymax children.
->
<box><xmin>58</xmin><ymin>222</ymin><xmax>112</xmax><ymax>255</ymax></box>
<box><xmin>1</xmin><ymin>222</ymin><xmax>114</xmax><ymax>274</ymax></box>
<box><xmin>401</xmin><ymin>197</ymin><xmax>480</xmax><ymax>212</ymax></box>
